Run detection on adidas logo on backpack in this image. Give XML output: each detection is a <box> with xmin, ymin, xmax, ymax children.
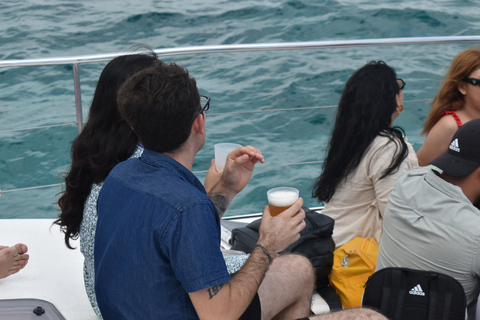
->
<box><xmin>409</xmin><ymin>284</ymin><xmax>425</xmax><ymax>296</ymax></box>
<box><xmin>449</xmin><ymin>138</ymin><xmax>460</xmax><ymax>152</ymax></box>
<box><xmin>363</xmin><ymin>268</ymin><xmax>467</xmax><ymax>319</ymax></box>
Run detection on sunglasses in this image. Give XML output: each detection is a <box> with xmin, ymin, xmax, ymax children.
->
<box><xmin>463</xmin><ymin>78</ymin><xmax>480</xmax><ymax>86</ymax></box>
<box><xmin>397</xmin><ymin>79</ymin><xmax>406</xmax><ymax>90</ymax></box>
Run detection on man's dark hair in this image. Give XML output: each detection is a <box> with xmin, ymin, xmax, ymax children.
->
<box><xmin>118</xmin><ymin>60</ymin><xmax>200</xmax><ymax>153</ymax></box>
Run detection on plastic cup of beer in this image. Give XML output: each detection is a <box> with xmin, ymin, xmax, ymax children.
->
<box><xmin>214</xmin><ymin>143</ymin><xmax>242</xmax><ymax>172</ymax></box>
<box><xmin>267</xmin><ymin>187</ymin><xmax>299</xmax><ymax>217</ymax></box>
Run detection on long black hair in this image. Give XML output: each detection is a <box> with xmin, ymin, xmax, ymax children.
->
<box><xmin>312</xmin><ymin>61</ymin><xmax>408</xmax><ymax>203</ymax></box>
<box><xmin>54</xmin><ymin>52</ymin><xmax>158</xmax><ymax>249</ymax></box>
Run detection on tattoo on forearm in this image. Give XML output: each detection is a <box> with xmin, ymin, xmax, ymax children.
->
<box><xmin>208</xmin><ymin>193</ymin><xmax>228</xmax><ymax>216</ymax></box>
<box><xmin>207</xmin><ymin>283</ymin><xmax>224</xmax><ymax>299</ymax></box>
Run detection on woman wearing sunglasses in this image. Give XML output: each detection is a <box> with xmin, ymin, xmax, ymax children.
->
<box><xmin>417</xmin><ymin>47</ymin><xmax>480</xmax><ymax>166</ymax></box>
<box><xmin>312</xmin><ymin>61</ymin><xmax>418</xmax><ymax>249</ymax></box>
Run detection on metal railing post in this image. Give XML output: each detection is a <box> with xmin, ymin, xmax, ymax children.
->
<box><xmin>73</xmin><ymin>63</ymin><xmax>83</xmax><ymax>134</ymax></box>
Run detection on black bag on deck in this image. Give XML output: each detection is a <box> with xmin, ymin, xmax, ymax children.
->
<box><xmin>362</xmin><ymin>267</ymin><xmax>467</xmax><ymax>320</ymax></box>
<box><xmin>229</xmin><ymin>206</ymin><xmax>340</xmax><ymax>309</ymax></box>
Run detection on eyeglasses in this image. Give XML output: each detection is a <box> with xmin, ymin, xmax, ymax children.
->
<box><xmin>191</xmin><ymin>95</ymin><xmax>210</xmax><ymax>125</ymax></box>
<box><xmin>463</xmin><ymin>78</ymin><xmax>480</xmax><ymax>86</ymax></box>
<box><xmin>199</xmin><ymin>95</ymin><xmax>211</xmax><ymax>114</ymax></box>
<box><xmin>397</xmin><ymin>79</ymin><xmax>406</xmax><ymax>90</ymax></box>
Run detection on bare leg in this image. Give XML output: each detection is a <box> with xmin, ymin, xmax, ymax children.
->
<box><xmin>310</xmin><ymin>308</ymin><xmax>388</xmax><ymax>320</ymax></box>
<box><xmin>258</xmin><ymin>253</ymin><xmax>315</xmax><ymax>320</ymax></box>
<box><xmin>0</xmin><ymin>243</ymin><xmax>29</xmax><ymax>279</ymax></box>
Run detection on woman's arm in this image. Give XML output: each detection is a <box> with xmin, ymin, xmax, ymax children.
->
<box><xmin>370</xmin><ymin>137</ymin><xmax>416</xmax><ymax>216</ymax></box>
<box><xmin>417</xmin><ymin>116</ymin><xmax>459</xmax><ymax>166</ymax></box>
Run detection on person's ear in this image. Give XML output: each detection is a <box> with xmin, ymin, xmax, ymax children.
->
<box><xmin>396</xmin><ymin>104</ymin><xmax>404</xmax><ymax>114</ymax></box>
<box><xmin>191</xmin><ymin>113</ymin><xmax>205</xmax><ymax>135</ymax></box>
<box><xmin>475</xmin><ymin>167</ymin><xmax>480</xmax><ymax>183</ymax></box>
<box><xmin>470</xmin><ymin>167</ymin><xmax>480</xmax><ymax>190</ymax></box>
<box><xmin>395</xmin><ymin>93</ymin><xmax>402</xmax><ymax>109</ymax></box>
<box><xmin>458</xmin><ymin>82</ymin><xmax>467</xmax><ymax>95</ymax></box>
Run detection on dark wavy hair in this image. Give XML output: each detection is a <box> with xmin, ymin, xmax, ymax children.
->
<box><xmin>55</xmin><ymin>52</ymin><xmax>158</xmax><ymax>249</ymax></box>
<box><xmin>312</xmin><ymin>61</ymin><xmax>408</xmax><ymax>203</ymax></box>
<box><xmin>118</xmin><ymin>60</ymin><xmax>200</xmax><ymax>153</ymax></box>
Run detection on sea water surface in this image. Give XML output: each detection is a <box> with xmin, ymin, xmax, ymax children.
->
<box><xmin>1</xmin><ymin>0</ymin><xmax>480</xmax><ymax>218</ymax></box>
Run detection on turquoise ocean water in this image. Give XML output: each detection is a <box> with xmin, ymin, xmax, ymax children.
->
<box><xmin>1</xmin><ymin>0</ymin><xmax>480</xmax><ymax>218</ymax></box>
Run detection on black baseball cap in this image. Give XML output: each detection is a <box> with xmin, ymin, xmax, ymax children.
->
<box><xmin>430</xmin><ymin>118</ymin><xmax>480</xmax><ymax>177</ymax></box>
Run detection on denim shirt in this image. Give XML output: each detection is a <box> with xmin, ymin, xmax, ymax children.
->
<box><xmin>95</xmin><ymin>149</ymin><xmax>231</xmax><ymax>320</ymax></box>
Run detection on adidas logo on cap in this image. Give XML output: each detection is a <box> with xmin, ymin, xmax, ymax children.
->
<box><xmin>409</xmin><ymin>284</ymin><xmax>425</xmax><ymax>296</ymax></box>
<box><xmin>431</xmin><ymin>119</ymin><xmax>480</xmax><ymax>177</ymax></box>
<box><xmin>449</xmin><ymin>138</ymin><xmax>460</xmax><ymax>152</ymax></box>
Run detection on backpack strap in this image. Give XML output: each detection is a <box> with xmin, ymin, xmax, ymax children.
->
<box><xmin>392</xmin><ymin>269</ymin><xmax>406</xmax><ymax>320</ymax></box>
<box><xmin>316</xmin><ymin>285</ymin><xmax>342</xmax><ymax>311</ymax></box>
<box><xmin>427</xmin><ymin>272</ymin><xmax>455</xmax><ymax>320</ymax></box>
<box><xmin>439</xmin><ymin>274</ymin><xmax>453</xmax><ymax>320</ymax></box>
<box><xmin>435</xmin><ymin>274</ymin><xmax>453</xmax><ymax>320</ymax></box>
<box><xmin>441</xmin><ymin>278</ymin><xmax>454</xmax><ymax>320</ymax></box>
<box><xmin>427</xmin><ymin>273</ymin><xmax>439</xmax><ymax>320</ymax></box>
<box><xmin>379</xmin><ymin>268</ymin><xmax>392</xmax><ymax>315</ymax></box>
<box><xmin>379</xmin><ymin>268</ymin><xmax>405</xmax><ymax>320</ymax></box>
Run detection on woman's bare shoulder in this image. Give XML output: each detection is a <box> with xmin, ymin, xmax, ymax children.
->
<box><xmin>417</xmin><ymin>115</ymin><xmax>459</xmax><ymax>166</ymax></box>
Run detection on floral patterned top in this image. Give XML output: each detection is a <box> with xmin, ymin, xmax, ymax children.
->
<box><xmin>79</xmin><ymin>145</ymin><xmax>143</xmax><ymax>318</ymax></box>
<box><xmin>79</xmin><ymin>145</ymin><xmax>248</xmax><ymax>317</ymax></box>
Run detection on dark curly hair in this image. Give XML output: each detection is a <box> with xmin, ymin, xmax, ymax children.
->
<box><xmin>54</xmin><ymin>52</ymin><xmax>158</xmax><ymax>249</ymax></box>
<box><xmin>117</xmin><ymin>60</ymin><xmax>200</xmax><ymax>153</ymax></box>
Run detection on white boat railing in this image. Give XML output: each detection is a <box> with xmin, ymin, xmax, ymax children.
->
<box><xmin>1</xmin><ymin>35</ymin><xmax>480</xmax><ymax>197</ymax></box>
<box><xmin>1</xmin><ymin>35</ymin><xmax>480</xmax><ymax>135</ymax></box>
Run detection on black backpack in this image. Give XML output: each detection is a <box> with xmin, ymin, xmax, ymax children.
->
<box><xmin>229</xmin><ymin>206</ymin><xmax>341</xmax><ymax>309</ymax></box>
<box><xmin>362</xmin><ymin>267</ymin><xmax>467</xmax><ymax>320</ymax></box>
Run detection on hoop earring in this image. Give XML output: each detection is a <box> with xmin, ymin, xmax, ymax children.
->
<box><xmin>398</xmin><ymin>104</ymin><xmax>404</xmax><ymax>113</ymax></box>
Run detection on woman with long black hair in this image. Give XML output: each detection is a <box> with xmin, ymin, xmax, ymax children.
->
<box><xmin>312</xmin><ymin>61</ymin><xmax>418</xmax><ymax>248</ymax></box>
<box><xmin>54</xmin><ymin>52</ymin><xmax>159</xmax><ymax>318</ymax></box>
<box><xmin>54</xmin><ymin>51</ymin><xmax>249</xmax><ymax>317</ymax></box>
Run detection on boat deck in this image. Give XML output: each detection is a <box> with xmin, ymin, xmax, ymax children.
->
<box><xmin>1</xmin><ymin>218</ymin><xmax>329</xmax><ymax>318</ymax></box>
<box><xmin>0</xmin><ymin>219</ymin><xmax>99</xmax><ymax>320</ymax></box>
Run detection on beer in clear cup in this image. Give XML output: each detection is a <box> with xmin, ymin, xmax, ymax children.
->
<box><xmin>267</xmin><ymin>187</ymin><xmax>299</xmax><ymax>217</ymax></box>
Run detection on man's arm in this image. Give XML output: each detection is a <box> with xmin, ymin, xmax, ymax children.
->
<box><xmin>207</xmin><ymin>146</ymin><xmax>264</xmax><ymax>217</ymax></box>
<box><xmin>189</xmin><ymin>199</ymin><xmax>305</xmax><ymax>320</ymax></box>
<box><xmin>309</xmin><ymin>308</ymin><xmax>388</xmax><ymax>320</ymax></box>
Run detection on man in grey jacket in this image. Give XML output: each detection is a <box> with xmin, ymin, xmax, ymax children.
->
<box><xmin>377</xmin><ymin>118</ymin><xmax>480</xmax><ymax>319</ymax></box>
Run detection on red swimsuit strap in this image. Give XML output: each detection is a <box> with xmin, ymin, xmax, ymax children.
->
<box><xmin>440</xmin><ymin>110</ymin><xmax>463</xmax><ymax>127</ymax></box>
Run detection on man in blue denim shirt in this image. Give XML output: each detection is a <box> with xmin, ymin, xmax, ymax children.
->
<box><xmin>94</xmin><ymin>60</ymin><xmax>316</xmax><ymax>320</ymax></box>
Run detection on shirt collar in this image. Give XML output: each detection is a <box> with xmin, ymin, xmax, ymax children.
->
<box><xmin>140</xmin><ymin>148</ymin><xmax>206</xmax><ymax>194</ymax></box>
<box><xmin>424</xmin><ymin>166</ymin><xmax>470</xmax><ymax>204</ymax></box>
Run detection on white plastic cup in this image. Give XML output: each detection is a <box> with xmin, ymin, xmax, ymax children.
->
<box><xmin>267</xmin><ymin>187</ymin><xmax>299</xmax><ymax>217</ymax></box>
<box><xmin>214</xmin><ymin>143</ymin><xmax>242</xmax><ymax>172</ymax></box>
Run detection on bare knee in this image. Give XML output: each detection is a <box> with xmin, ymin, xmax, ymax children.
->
<box><xmin>352</xmin><ymin>308</ymin><xmax>387</xmax><ymax>319</ymax></box>
<box><xmin>274</xmin><ymin>254</ymin><xmax>315</xmax><ymax>276</ymax></box>
<box><xmin>258</xmin><ymin>254</ymin><xmax>315</xmax><ymax>319</ymax></box>
<box><xmin>273</xmin><ymin>254</ymin><xmax>315</xmax><ymax>288</ymax></box>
